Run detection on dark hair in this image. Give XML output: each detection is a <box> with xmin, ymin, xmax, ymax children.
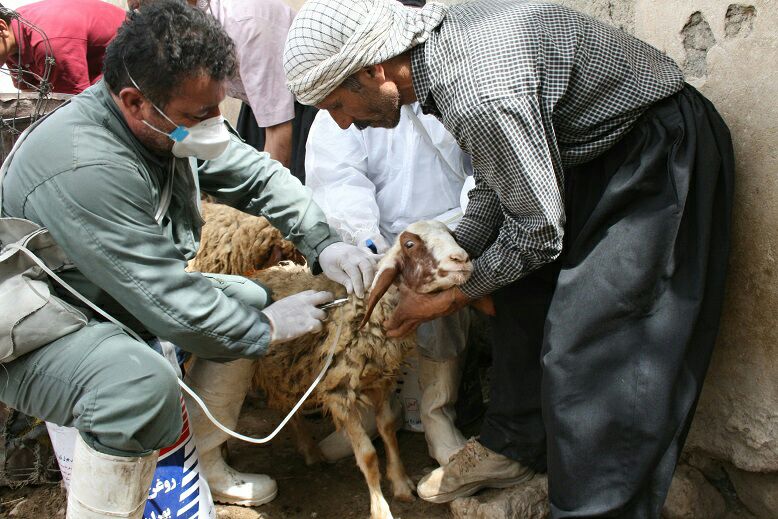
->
<box><xmin>341</xmin><ymin>74</ymin><xmax>363</xmax><ymax>92</ymax></box>
<box><xmin>0</xmin><ymin>4</ymin><xmax>15</xmax><ymax>25</ymax></box>
<box><xmin>103</xmin><ymin>0</ymin><xmax>236</xmax><ymax>107</ymax></box>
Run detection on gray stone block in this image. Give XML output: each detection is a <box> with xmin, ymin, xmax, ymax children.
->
<box><xmin>726</xmin><ymin>468</ymin><xmax>778</xmax><ymax>519</ymax></box>
<box><xmin>663</xmin><ymin>464</ymin><xmax>727</xmax><ymax>519</ymax></box>
<box><xmin>449</xmin><ymin>475</ymin><xmax>549</xmax><ymax>519</ymax></box>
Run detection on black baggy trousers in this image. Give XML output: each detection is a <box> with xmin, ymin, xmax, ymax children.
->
<box><xmin>479</xmin><ymin>85</ymin><xmax>735</xmax><ymax>518</ymax></box>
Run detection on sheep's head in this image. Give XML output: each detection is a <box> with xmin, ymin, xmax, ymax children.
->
<box><xmin>360</xmin><ymin>220</ymin><xmax>472</xmax><ymax>328</ymax></box>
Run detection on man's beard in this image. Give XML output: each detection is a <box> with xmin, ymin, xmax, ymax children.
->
<box><xmin>137</xmin><ymin>110</ymin><xmax>176</xmax><ymax>157</ymax></box>
<box><xmin>354</xmin><ymin>88</ymin><xmax>401</xmax><ymax>130</ymax></box>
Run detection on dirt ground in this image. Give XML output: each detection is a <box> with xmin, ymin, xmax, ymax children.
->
<box><xmin>0</xmin><ymin>395</ymin><xmax>478</xmax><ymax>519</ymax></box>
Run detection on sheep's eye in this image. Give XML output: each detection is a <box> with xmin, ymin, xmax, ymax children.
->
<box><xmin>404</xmin><ymin>240</ymin><xmax>415</xmax><ymax>249</ymax></box>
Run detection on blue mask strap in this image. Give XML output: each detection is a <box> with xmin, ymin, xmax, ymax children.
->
<box><xmin>168</xmin><ymin>126</ymin><xmax>189</xmax><ymax>142</ymax></box>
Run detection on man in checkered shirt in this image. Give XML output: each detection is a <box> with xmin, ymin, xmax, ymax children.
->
<box><xmin>284</xmin><ymin>0</ymin><xmax>734</xmax><ymax>516</ymax></box>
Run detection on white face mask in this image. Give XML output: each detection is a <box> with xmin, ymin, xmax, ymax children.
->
<box><xmin>126</xmin><ymin>69</ymin><xmax>230</xmax><ymax>161</ymax></box>
<box><xmin>144</xmin><ymin>105</ymin><xmax>230</xmax><ymax>161</ymax></box>
<box><xmin>172</xmin><ymin>115</ymin><xmax>230</xmax><ymax>161</ymax></box>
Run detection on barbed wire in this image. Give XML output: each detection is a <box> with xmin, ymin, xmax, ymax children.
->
<box><xmin>0</xmin><ymin>5</ymin><xmax>55</xmax><ymax>158</ymax></box>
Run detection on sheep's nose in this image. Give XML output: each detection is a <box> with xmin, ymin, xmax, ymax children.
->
<box><xmin>448</xmin><ymin>251</ymin><xmax>468</xmax><ymax>264</ymax></box>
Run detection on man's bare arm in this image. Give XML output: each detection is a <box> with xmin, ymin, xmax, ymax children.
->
<box><xmin>263</xmin><ymin>119</ymin><xmax>293</xmax><ymax>168</ymax></box>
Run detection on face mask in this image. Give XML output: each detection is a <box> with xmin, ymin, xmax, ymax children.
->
<box><xmin>126</xmin><ymin>70</ymin><xmax>230</xmax><ymax>161</ymax></box>
<box><xmin>144</xmin><ymin>107</ymin><xmax>230</xmax><ymax>161</ymax></box>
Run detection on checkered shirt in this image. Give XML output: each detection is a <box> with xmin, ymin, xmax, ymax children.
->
<box><xmin>411</xmin><ymin>0</ymin><xmax>685</xmax><ymax>298</ymax></box>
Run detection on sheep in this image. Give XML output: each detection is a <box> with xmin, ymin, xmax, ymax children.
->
<box><xmin>248</xmin><ymin>220</ymin><xmax>475</xmax><ymax>519</ymax></box>
<box><xmin>188</xmin><ymin>201</ymin><xmax>304</xmax><ymax>276</ymax></box>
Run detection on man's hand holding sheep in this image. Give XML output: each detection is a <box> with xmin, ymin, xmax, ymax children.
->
<box><xmin>383</xmin><ymin>286</ymin><xmax>496</xmax><ymax>338</ymax></box>
<box><xmin>384</xmin><ymin>285</ymin><xmax>470</xmax><ymax>338</ymax></box>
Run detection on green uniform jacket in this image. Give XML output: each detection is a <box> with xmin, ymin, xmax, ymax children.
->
<box><xmin>1</xmin><ymin>81</ymin><xmax>340</xmax><ymax>359</ymax></box>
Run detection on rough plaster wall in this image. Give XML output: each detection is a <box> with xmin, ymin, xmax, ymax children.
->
<box><xmin>552</xmin><ymin>0</ymin><xmax>636</xmax><ymax>32</ymax></box>
<box><xmin>633</xmin><ymin>0</ymin><xmax>778</xmax><ymax>474</ymax></box>
<box><xmin>442</xmin><ymin>0</ymin><xmax>637</xmax><ymax>31</ymax></box>
<box><xmin>220</xmin><ymin>97</ymin><xmax>242</xmax><ymax>127</ymax></box>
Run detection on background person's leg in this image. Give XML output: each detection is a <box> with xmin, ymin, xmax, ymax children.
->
<box><xmin>543</xmin><ymin>86</ymin><xmax>734</xmax><ymax>518</ymax></box>
<box><xmin>416</xmin><ymin>309</ymin><xmax>472</xmax><ymax>465</ymax></box>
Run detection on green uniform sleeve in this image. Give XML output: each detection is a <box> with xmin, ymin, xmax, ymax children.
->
<box><xmin>197</xmin><ymin>133</ymin><xmax>341</xmax><ymax>270</ymax></box>
<box><xmin>24</xmin><ymin>162</ymin><xmax>272</xmax><ymax>360</ymax></box>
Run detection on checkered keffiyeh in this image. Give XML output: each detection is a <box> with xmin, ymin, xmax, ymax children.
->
<box><xmin>409</xmin><ymin>0</ymin><xmax>685</xmax><ymax>298</ymax></box>
<box><xmin>283</xmin><ymin>0</ymin><xmax>447</xmax><ymax>106</ymax></box>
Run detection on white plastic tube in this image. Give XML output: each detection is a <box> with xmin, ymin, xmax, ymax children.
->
<box><xmin>176</xmin><ymin>319</ymin><xmax>342</xmax><ymax>444</ymax></box>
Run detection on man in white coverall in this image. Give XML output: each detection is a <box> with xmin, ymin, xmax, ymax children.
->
<box><xmin>306</xmin><ymin>102</ymin><xmax>475</xmax><ymax>466</ymax></box>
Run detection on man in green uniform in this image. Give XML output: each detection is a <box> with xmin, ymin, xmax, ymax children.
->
<box><xmin>0</xmin><ymin>2</ymin><xmax>378</xmax><ymax>516</ymax></box>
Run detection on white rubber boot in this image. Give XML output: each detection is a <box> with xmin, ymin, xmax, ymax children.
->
<box><xmin>318</xmin><ymin>395</ymin><xmax>402</xmax><ymax>463</ymax></box>
<box><xmin>184</xmin><ymin>358</ymin><xmax>277</xmax><ymax>506</ymax></box>
<box><xmin>66</xmin><ymin>435</ymin><xmax>157</xmax><ymax>518</ymax></box>
<box><xmin>419</xmin><ymin>355</ymin><xmax>468</xmax><ymax>466</ymax></box>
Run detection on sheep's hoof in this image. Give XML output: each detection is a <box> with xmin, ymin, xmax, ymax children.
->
<box><xmin>393</xmin><ymin>491</ymin><xmax>415</xmax><ymax>503</ymax></box>
<box><xmin>303</xmin><ymin>450</ymin><xmax>327</xmax><ymax>466</ymax></box>
<box><xmin>392</xmin><ymin>476</ymin><xmax>416</xmax><ymax>502</ymax></box>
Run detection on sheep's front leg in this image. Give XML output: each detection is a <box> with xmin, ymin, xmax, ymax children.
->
<box><xmin>332</xmin><ymin>406</ymin><xmax>394</xmax><ymax>519</ymax></box>
<box><xmin>367</xmin><ymin>388</ymin><xmax>415</xmax><ymax>502</ymax></box>
<box><xmin>289</xmin><ymin>414</ymin><xmax>326</xmax><ymax>465</ymax></box>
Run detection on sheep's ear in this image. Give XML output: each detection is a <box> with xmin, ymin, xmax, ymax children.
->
<box><xmin>359</xmin><ymin>265</ymin><xmax>399</xmax><ymax>329</ymax></box>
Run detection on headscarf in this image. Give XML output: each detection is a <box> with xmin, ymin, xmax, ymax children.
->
<box><xmin>283</xmin><ymin>0</ymin><xmax>447</xmax><ymax>106</ymax></box>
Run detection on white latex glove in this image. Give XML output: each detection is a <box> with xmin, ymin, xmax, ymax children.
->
<box><xmin>318</xmin><ymin>241</ymin><xmax>379</xmax><ymax>298</ymax></box>
<box><xmin>261</xmin><ymin>290</ymin><xmax>334</xmax><ymax>344</ymax></box>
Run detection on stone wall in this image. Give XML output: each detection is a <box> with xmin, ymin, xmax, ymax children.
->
<box><xmin>631</xmin><ymin>0</ymin><xmax>777</xmax><ymax>471</ymax></box>
<box><xmin>634</xmin><ymin>1</ymin><xmax>777</xmax><ymax>516</ymax></box>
